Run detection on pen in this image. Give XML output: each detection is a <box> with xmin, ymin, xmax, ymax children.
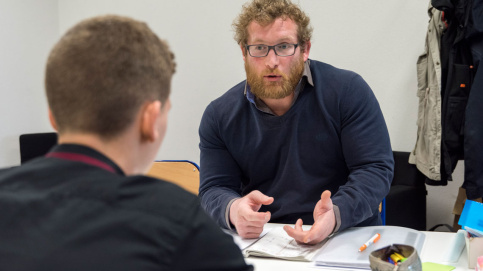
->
<box><xmin>358</xmin><ymin>233</ymin><xmax>381</xmax><ymax>252</ymax></box>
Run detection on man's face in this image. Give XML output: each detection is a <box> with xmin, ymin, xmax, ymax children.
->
<box><xmin>243</xmin><ymin>17</ymin><xmax>310</xmax><ymax>99</ymax></box>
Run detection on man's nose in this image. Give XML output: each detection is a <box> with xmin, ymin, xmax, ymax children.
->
<box><xmin>265</xmin><ymin>48</ymin><xmax>279</xmax><ymax>69</ymax></box>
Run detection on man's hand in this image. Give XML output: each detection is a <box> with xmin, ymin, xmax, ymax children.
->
<box><xmin>229</xmin><ymin>190</ymin><xmax>274</xmax><ymax>238</ymax></box>
<box><xmin>283</xmin><ymin>190</ymin><xmax>336</xmax><ymax>245</ymax></box>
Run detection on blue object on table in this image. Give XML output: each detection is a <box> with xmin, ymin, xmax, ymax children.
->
<box><xmin>458</xmin><ymin>200</ymin><xmax>483</xmax><ymax>232</ymax></box>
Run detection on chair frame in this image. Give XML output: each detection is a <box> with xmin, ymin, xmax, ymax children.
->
<box><xmin>146</xmin><ymin>160</ymin><xmax>200</xmax><ymax>195</ymax></box>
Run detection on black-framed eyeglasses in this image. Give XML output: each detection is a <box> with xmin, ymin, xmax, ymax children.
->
<box><xmin>245</xmin><ymin>43</ymin><xmax>299</xmax><ymax>57</ymax></box>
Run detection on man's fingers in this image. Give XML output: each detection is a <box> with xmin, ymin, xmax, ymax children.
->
<box><xmin>238</xmin><ymin>231</ymin><xmax>263</xmax><ymax>239</ymax></box>
<box><xmin>315</xmin><ymin>190</ymin><xmax>333</xmax><ymax>215</ymax></box>
<box><xmin>238</xmin><ymin>225</ymin><xmax>265</xmax><ymax>239</ymax></box>
<box><xmin>242</xmin><ymin>232</ymin><xmax>264</xmax><ymax>239</ymax></box>
<box><xmin>230</xmin><ymin>193</ymin><xmax>273</xmax><ymax>237</ymax></box>
<box><xmin>283</xmin><ymin>225</ymin><xmax>300</xmax><ymax>239</ymax></box>
<box><xmin>244</xmin><ymin>211</ymin><xmax>270</xmax><ymax>224</ymax></box>
<box><xmin>303</xmin><ymin>224</ymin><xmax>322</xmax><ymax>244</ymax></box>
<box><xmin>248</xmin><ymin>190</ymin><xmax>274</xmax><ymax>205</ymax></box>
<box><xmin>320</xmin><ymin>190</ymin><xmax>332</xmax><ymax>205</ymax></box>
<box><xmin>304</xmin><ymin>215</ymin><xmax>334</xmax><ymax>244</ymax></box>
<box><xmin>294</xmin><ymin>218</ymin><xmax>303</xmax><ymax>231</ymax></box>
<box><xmin>283</xmin><ymin>219</ymin><xmax>309</xmax><ymax>244</ymax></box>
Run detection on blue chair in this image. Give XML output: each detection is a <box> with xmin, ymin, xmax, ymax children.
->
<box><xmin>380</xmin><ymin>198</ymin><xmax>386</xmax><ymax>225</ymax></box>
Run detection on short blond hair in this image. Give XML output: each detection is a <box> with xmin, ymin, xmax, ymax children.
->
<box><xmin>45</xmin><ymin>15</ymin><xmax>176</xmax><ymax>139</ymax></box>
<box><xmin>233</xmin><ymin>0</ymin><xmax>312</xmax><ymax>49</ymax></box>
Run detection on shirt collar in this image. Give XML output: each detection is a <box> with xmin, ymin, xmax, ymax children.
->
<box><xmin>244</xmin><ymin>60</ymin><xmax>313</xmax><ymax>114</ymax></box>
<box><xmin>47</xmin><ymin>144</ymin><xmax>125</xmax><ymax>175</ymax></box>
<box><xmin>303</xmin><ymin>59</ymin><xmax>314</xmax><ymax>86</ymax></box>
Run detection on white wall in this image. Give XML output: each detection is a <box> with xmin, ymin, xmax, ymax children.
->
<box><xmin>56</xmin><ymin>0</ymin><xmax>429</xmax><ymax>162</ymax></box>
<box><xmin>57</xmin><ymin>0</ymin><xmax>248</xmax><ymax>163</ymax></box>
<box><xmin>0</xmin><ymin>0</ymin><xmax>59</xmax><ymax>167</ymax></box>
<box><xmin>0</xmin><ymin>0</ymin><xmax>464</xmax><ymax>230</ymax></box>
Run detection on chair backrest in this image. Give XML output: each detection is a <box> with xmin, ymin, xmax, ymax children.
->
<box><xmin>385</xmin><ymin>151</ymin><xmax>427</xmax><ymax>230</ymax></box>
<box><xmin>146</xmin><ymin>160</ymin><xmax>200</xmax><ymax>195</ymax></box>
<box><xmin>392</xmin><ymin>151</ymin><xmax>426</xmax><ymax>188</ymax></box>
<box><xmin>19</xmin><ymin>132</ymin><xmax>58</xmax><ymax>164</ymax></box>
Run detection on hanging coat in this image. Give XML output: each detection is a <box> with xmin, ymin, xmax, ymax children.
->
<box><xmin>409</xmin><ymin>3</ymin><xmax>444</xmax><ymax>182</ymax></box>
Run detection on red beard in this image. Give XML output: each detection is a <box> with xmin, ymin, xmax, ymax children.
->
<box><xmin>245</xmin><ymin>55</ymin><xmax>305</xmax><ymax>99</ymax></box>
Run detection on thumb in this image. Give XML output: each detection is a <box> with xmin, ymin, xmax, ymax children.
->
<box><xmin>320</xmin><ymin>190</ymin><xmax>332</xmax><ymax>204</ymax></box>
<box><xmin>248</xmin><ymin>190</ymin><xmax>274</xmax><ymax>205</ymax></box>
<box><xmin>316</xmin><ymin>190</ymin><xmax>333</xmax><ymax>213</ymax></box>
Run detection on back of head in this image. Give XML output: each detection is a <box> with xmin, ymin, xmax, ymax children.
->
<box><xmin>233</xmin><ymin>0</ymin><xmax>312</xmax><ymax>49</ymax></box>
<box><xmin>45</xmin><ymin>15</ymin><xmax>176</xmax><ymax>140</ymax></box>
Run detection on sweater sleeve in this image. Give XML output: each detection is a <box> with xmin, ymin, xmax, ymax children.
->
<box><xmin>330</xmin><ymin>74</ymin><xmax>394</xmax><ymax>231</ymax></box>
<box><xmin>198</xmin><ymin>103</ymin><xmax>244</xmax><ymax>229</ymax></box>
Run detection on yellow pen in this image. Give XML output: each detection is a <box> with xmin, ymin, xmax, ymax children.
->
<box><xmin>390</xmin><ymin>252</ymin><xmax>406</xmax><ymax>263</ymax></box>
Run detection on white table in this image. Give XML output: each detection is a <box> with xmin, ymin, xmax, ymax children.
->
<box><xmin>239</xmin><ymin>224</ymin><xmax>471</xmax><ymax>270</ymax></box>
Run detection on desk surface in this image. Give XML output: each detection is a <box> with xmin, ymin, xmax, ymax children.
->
<box><xmin>241</xmin><ymin>224</ymin><xmax>471</xmax><ymax>271</ymax></box>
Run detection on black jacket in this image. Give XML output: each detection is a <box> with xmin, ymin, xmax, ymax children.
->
<box><xmin>0</xmin><ymin>144</ymin><xmax>252</xmax><ymax>271</ymax></box>
<box><xmin>432</xmin><ymin>0</ymin><xmax>483</xmax><ymax>199</ymax></box>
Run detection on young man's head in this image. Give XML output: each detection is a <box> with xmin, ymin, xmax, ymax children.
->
<box><xmin>45</xmin><ymin>15</ymin><xmax>176</xmax><ymax>140</ymax></box>
<box><xmin>233</xmin><ymin>0</ymin><xmax>312</xmax><ymax>100</ymax></box>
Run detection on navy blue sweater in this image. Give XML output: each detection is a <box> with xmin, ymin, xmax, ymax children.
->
<box><xmin>199</xmin><ymin>60</ymin><xmax>394</xmax><ymax>232</ymax></box>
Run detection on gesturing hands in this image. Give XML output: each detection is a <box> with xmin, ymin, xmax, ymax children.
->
<box><xmin>283</xmin><ymin>190</ymin><xmax>336</xmax><ymax>245</ymax></box>
<box><xmin>229</xmin><ymin>190</ymin><xmax>274</xmax><ymax>238</ymax></box>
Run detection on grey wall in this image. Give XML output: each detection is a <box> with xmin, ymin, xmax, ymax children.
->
<box><xmin>0</xmin><ymin>0</ymin><xmax>464</xmax><ymax>230</ymax></box>
<box><xmin>0</xmin><ymin>0</ymin><xmax>58</xmax><ymax>166</ymax></box>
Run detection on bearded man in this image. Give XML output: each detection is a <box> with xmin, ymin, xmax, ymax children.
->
<box><xmin>199</xmin><ymin>0</ymin><xmax>394</xmax><ymax>245</ymax></box>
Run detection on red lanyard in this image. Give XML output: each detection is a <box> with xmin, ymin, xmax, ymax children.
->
<box><xmin>46</xmin><ymin>152</ymin><xmax>116</xmax><ymax>174</ymax></box>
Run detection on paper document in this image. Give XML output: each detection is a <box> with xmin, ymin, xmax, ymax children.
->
<box><xmin>314</xmin><ymin>225</ymin><xmax>425</xmax><ymax>269</ymax></box>
<box><xmin>224</xmin><ymin>228</ymin><xmax>270</xmax><ymax>250</ymax></box>
<box><xmin>243</xmin><ymin>227</ymin><xmax>326</xmax><ymax>261</ymax></box>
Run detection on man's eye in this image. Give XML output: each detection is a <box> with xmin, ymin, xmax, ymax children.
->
<box><xmin>254</xmin><ymin>45</ymin><xmax>266</xmax><ymax>51</ymax></box>
<box><xmin>277</xmin><ymin>44</ymin><xmax>290</xmax><ymax>50</ymax></box>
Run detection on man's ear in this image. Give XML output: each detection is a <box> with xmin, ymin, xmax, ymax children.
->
<box><xmin>140</xmin><ymin>100</ymin><xmax>162</xmax><ymax>143</ymax></box>
<box><xmin>48</xmin><ymin>108</ymin><xmax>58</xmax><ymax>131</ymax></box>
<box><xmin>303</xmin><ymin>40</ymin><xmax>311</xmax><ymax>62</ymax></box>
<box><xmin>240</xmin><ymin>44</ymin><xmax>247</xmax><ymax>62</ymax></box>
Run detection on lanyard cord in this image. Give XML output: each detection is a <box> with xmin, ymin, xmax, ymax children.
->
<box><xmin>46</xmin><ymin>152</ymin><xmax>117</xmax><ymax>174</ymax></box>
